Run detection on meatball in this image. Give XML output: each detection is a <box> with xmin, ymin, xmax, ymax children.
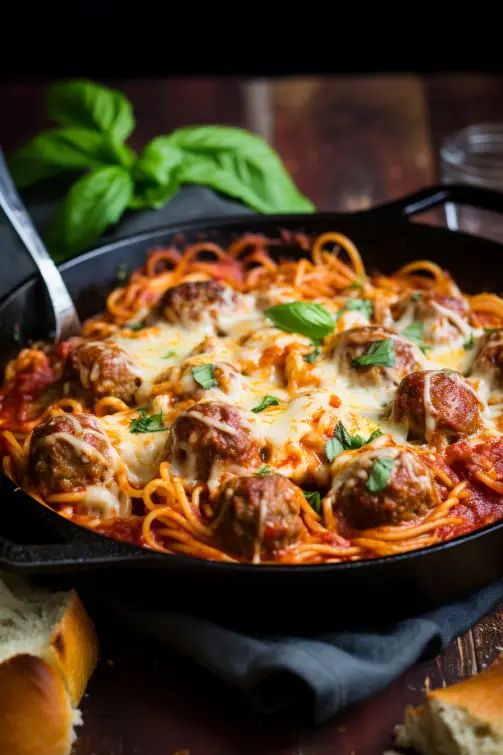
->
<box><xmin>328</xmin><ymin>446</ymin><xmax>438</xmax><ymax>530</ymax></box>
<box><xmin>157</xmin><ymin>280</ymin><xmax>240</xmax><ymax>331</ymax></box>
<box><xmin>213</xmin><ymin>474</ymin><xmax>304</xmax><ymax>560</ymax></box>
<box><xmin>28</xmin><ymin>412</ymin><xmax>117</xmax><ymax>497</ymax></box>
<box><xmin>167</xmin><ymin>401</ymin><xmax>260</xmax><ymax>483</ymax></box>
<box><xmin>66</xmin><ymin>340</ymin><xmax>142</xmax><ymax>405</ymax></box>
<box><xmin>333</xmin><ymin>326</ymin><xmax>420</xmax><ymax>387</ymax></box>
<box><xmin>392</xmin><ymin>369</ymin><xmax>482</xmax><ymax>444</ymax></box>
<box><xmin>470</xmin><ymin>329</ymin><xmax>503</xmax><ymax>387</ymax></box>
<box><xmin>391</xmin><ymin>292</ymin><xmax>472</xmax><ymax>347</ymax></box>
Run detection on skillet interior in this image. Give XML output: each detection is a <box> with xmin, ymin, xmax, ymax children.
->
<box><xmin>2</xmin><ymin>210</ymin><xmax>503</xmax><ymax>626</ymax></box>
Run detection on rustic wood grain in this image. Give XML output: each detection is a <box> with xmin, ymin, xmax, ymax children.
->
<box><xmin>1</xmin><ymin>74</ymin><xmax>503</xmax><ymax>755</ymax></box>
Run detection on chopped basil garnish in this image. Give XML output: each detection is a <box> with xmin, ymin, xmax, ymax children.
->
<box><xmin>129</xmin><ymin>408</ymin><xmax>168</xmax><ymax>434</ymax></box>
<box><xmin>128</xmin><ymin>321</ymin><xmax>143</xmax><ymax>331</ymax></box>
<box><xmin>352</xmin><ymin>338</ymin><xmax>396</xmax><ymax>368</ymax></box>
<box><xmin>117</xmin><ymin>262</ymin><xmax>129</xmax><ymax>282</ymax></box>
<box><xmin>251</xmin><ymin>395</ymin><xmax>280</xmax><ymax>413</ymax></box>
<box><xmin>463</xmin><ymin>334</ymin><xmax>475</xmax><ymax>350</ymax></box>
<box><xmin>344</xmin><ymin>298</ymin><xmax>373</xmax><ymax>319</ymax></box>
<box><xmin>401</xmin><ymin>321</ymin><xmax>428</xmax><ymax>353</ymax></box>
<box><xmin>367</xmin><ymin>457</ymin><xmax>394</xmax><ymax>493</ymax></box>
<box><xmin>304</xmin><ymin>342</ymin><xmax>321</xmax><ymax>363</ymax></box>
<box><xmin>162</xmin><ymin>351</ymin><xmax>176</xmax><ymax>359</ymax></box>
<box><xmin>304</xmin><ymin>490</ymin><xmax>322</xmax><ymax>514</ymax></box>
<box><xmin>265</xmin><ymin>301</ymin><xmax>335</xmax><ymax>341</ymax></box>
<box><xmin>192</xmin><ymin>364</ymin><xmax>217</xmax><ymax>389</ymax></box>
<box><xmin>255</xmin><ymin>464</ymin><xmax>272</xmax><ymax>476</ymax></box>
<box><xmin>350</xmin><ymin>275</ymin><xmax>364</xmax><ymax>289</ymax></box>
<box><xmin>325</xmin><ymin>421</ymin><xmax>382</xmax><ymax>462</ymax></box>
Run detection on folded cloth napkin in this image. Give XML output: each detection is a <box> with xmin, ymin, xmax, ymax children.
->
<box><xmin>3</xmin><ymin>186</ymin><xmax>503</xmax><ymax>723</ymax></box>
<box><xmin>106</xmin><ymin>579</ymin><xmax>503</xmax><ymax>723</ymax></box>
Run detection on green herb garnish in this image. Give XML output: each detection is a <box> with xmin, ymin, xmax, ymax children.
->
<box><xmin>128</xmin><ymin>321</ymin><xmax>143</xmax><ymax>331</ymax></box>
<box><xmin>162</xmin><ymin>351</ymin><xmax>176</xmax><ymax>359</ymax></box>
<box><xmin>9</xmin><ymin>80</ymin><xmax>313</xmax><ymax>259</ymax></box>
<box><xmin>464</xmin><ymin>334</ymin><xmax>475</xmax><ymax>350</ymax></box>
<box><xmin>192</xmin><ymin>364</ymin><xmax>217</xmax><ymax>390</ymax></box>
<box><xmin>325</xmin><ymin>421</ymin><xmax>382</xmax><ymax>462</ymax></box>
<box><xmin>344</xmin><ymin>298</ymin><xmax>373</xmax><ymax>319</ymax></box>
<box><xmin>265</xmin><ymin>302</ymin><xmax>335</xmax><ymax>341</ymax></box>
<box><xmin>352</xmin><ymin>338</ymin><xmax>396</xmax><ymax>368</ymax></box>
<box><xmin>304</xmin><ymin>342</ymin><xmax>321</xmax><ymax>363</ymax></box>
<box><xmin>255</xmin><ymin>464</ymin><xmax>272</xmax><ymax>476</ymax></box>
<box><xmin>251</xmin><ymin>395</ymin><xmax>280</xmax><ymax>413</ymax></box>
<box><xmin>117</xmin><ymin>262</ymin><xmax>128</xmax><ymax>282</ymax></box>
<box><xmin>401</xmin><ymin>321</ymin><xmax>428</xmax><ymax>353</ymax></box>
<box><xmin>367</xmin><ymin>457</ymin><xmax>394</xmax><ymax>493</ymax></box>
<box><xmin>304</xmin><ymin>490</ymin><xmax>322</xmax><ymax>514</ymax></box>
<box><xmin>129</xmin><ymin>408</ymin><xmax>167</xmax><ymax>434</ymax></box>
<box><xmin>350</xmin><ymin>275</ymin><xmax>364</xmax><ymax>289</ymax></box>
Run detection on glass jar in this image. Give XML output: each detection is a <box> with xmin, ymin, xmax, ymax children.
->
<box><xmin>440</xmin><ymin>123</ymin><xmax>503</xmax><ymax>242</ymax></box>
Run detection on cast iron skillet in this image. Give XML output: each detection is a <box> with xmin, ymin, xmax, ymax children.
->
<box><xmin>2</xmin><ymin>184</ymin><xmax>503</xmax><ymax>625</ymax></box>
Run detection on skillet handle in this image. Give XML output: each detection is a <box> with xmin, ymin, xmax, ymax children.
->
<box><xmin>375</xmin><ymin>183</ymin><xmax>503</xmax><ymax>219</ymax></box>
<box><xmin>0</xmin><ymin>530</ymin><xmax>162</xmax><ymax>573</ymax></box>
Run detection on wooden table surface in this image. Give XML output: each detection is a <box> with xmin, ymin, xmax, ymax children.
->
<box><xmin>2</xmin><ymin>74</ymin><xmax>503</xmax><ymax>755</ymax></box>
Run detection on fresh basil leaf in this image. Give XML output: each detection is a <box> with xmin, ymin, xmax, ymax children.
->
<box><xmin>45</xmin><ymin>165</ymin><xmax>133</xmax><ymax>259</ymax></box>
<box><xmin>128</xmin><ymin>176</ymin><xmax>180</xmax><ymax>210</ymax></box>
<box><xmin>251</xmin><ymin>395</ymin><xmax>280</xmax><ymax>413</ymax></box>
<box><xmin>162</xmin><ymin>351</ymin><xmax>176</xmax><ymax>359</ymax></box>
<box><xmin>47</xmin><ymin>80</ymin><xmax>134</xmax><ymax>144</ymax></box>
<box><xmin>401</xmin><ymin>321</ymin><xmax>423</xmax><ymax>344</ymax></box>
<box><xmin>304</xmin><ymin>490</ymin><xmax>322</xmax><ymax>514</ymax></box>
<box><xmin>350</xmin><ymin>275</ymin><xmax>364</xmax><ymax>289</ymax></box>
<box><xmin>129</xmin><ymin>408</ymin><xmax>168</xmax><ymax>434</ymax></box>
<box><xmin>134</xmin><ymin>137</ymin><xmax>183</xmax><ymax>185</ymax></box>
<box><xmin>8</xmin><ymin>128</ymin><xmax>124</xmax><ymax>189</ymax></box>
<box><xmin>304</xmin><ymin>342</ymin><xmax>321</xmax><ymax>363</ymax></box>
<box><xmin>265</xmin><ymin>302</ymin><xmax>334</xmax><ymax>341</ymax></box>
<box><xmin>464</xmin><ymin>334</ymin><xmax>475</xmax><ymax>350</ymax></box>
<box><xmin>192</xmin><ymin>364</ymin><xmax>217</xmax><ymax>389</ymax></box>
<box><xmin>352</xmin><ymin>338</ymin><xmax>396</xmax><ymax>368</ymax></box>
<box><xmin>344</xmin><ymin>298</ymin><xmax>373</xmax><ymax>319</ymax></box>
<box><xmin>166</xmin><ymin>126</ymin><xmax>314</xmax><ymax>214</ymax></box>
<box><xmin>127</xmin><ymin>321</ymin><xmax>143</xmax><ymax>331</ymax></box>
<box><xmin>367</xmin><ymin>457</ymin><xmax>394</xmax><ymax>493</ymax></box>
<box><xmin>326</xmin><ymin>421</ymin><xmax>382</xmax><ymax>462</ymax></box>
<box><xmin>255</xmin><ymin>464</ymin><xmax>272</xmax><ymax>476</ymax></box>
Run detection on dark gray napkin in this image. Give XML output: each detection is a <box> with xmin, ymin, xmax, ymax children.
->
<box><xmin>2</xmin><ymin>186</ymin><xmax>503</xmax><ymax>723</ymax></box>
<box><xmin>107</xmin><ymin>579</ymin><xmax>503</xmax><ymax>723</ymax></box>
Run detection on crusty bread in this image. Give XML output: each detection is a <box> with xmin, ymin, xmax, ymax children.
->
<box><xmin>0</xmin><ymin>572</ymin><xmax>98</xmax><ymax>755</ymax></box>
<box><xmin>394</xmin><ymin>654</ymin><xmax>503</xmax><ymax>755</ymax></box>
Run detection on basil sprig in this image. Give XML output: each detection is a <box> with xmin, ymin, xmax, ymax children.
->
<box><xmin>304</xmin><ymin>490</ymin><xmax>322</xmax><ymax>514</ymax></box>
<box><xmin>367</xmin><ymin>457</ymin><xmax>394</xmax><ymax>493</ymax></box>
<box><xmin>255</xmin><ymin>464</ymin><xmax>273</xmax><ymax>476</ymax></box>
<box><xmin>401</xmin><ymin>321</ymin><xmax>428</xmax><ymax>353</ymax></box>
<box><xmin>265</xmin><ymin>302</ymin><xmax>335</xmax><ymax>341</ymax></box>
<box><xmin>251</xmin><ymin>395</ymin><xmax>280</xmax><ymax>413</ymax></box>
<box><xmin>9</xmin><ymin>80</ymin><xmax>313</xmax><ymax>259</ymax></box>
<box><xmin>129</xmin><ymin>408</ymin><xmax>168</xmax><ymax>434</ymax></box>
<box><xmin>192</xmin><ymin>364</ymin><xmax>217</xmax><ymax>390</ymax></box>
<box><xmin>352</xmin><ymin>338</ymin><xmax>396</xmax><ymax>368</ymax></box>
<box><xmin>325</xmin><ymin>421</ymin><xmax>382</xmax><ymax>463</ymax></box>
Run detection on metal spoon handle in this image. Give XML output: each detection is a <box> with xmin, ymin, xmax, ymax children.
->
<box><xmin>0</xmin><ymin>148</ymin><xmax>81</xmax><ymax>342</ymax></box>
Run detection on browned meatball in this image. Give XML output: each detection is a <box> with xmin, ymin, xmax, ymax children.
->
<box><xmin>333</xmin><ymin>326</ymin><xmax>420</xmax><ymax>387</ymax></box>
<box><xmin>213</xmin><ymin>474</ymin><xmax>304</xmax><ymax>560</ymax></box>
<box><xmin>66</xmin><ymin>340</ymin><xmax>142</xmax><ymax>405</ymax></box>
<box><xmin>28</xmin><ymin>412</ymin><xmax>117</xmax><ymax>497</ymax></box>
<box><xmin>157</xmin><ymin>280</ymin><xmax>239</xmax><ymax>330</ymax></box>
<box><xmin>167</xmin><ymin>401</ymin><xmax>260</xmax><ymax>482</ymax></box>
<box><xmin>392</xmin><ymin>369</ymin><xmax>482</xmax><ymax>445</ymax></box>
<box><xmin>470</xmin><ymin>329</ymin><xmax>503</xmax><ymax>387</ymax></box>
<box><xmin>328</xmin><ymin>446</ymin><xmax>438</xmax><ymax>530</ymax></box>
<box><xmin>391</xmin><ymin>292</ymin><xmax>472</xmax><ymax>346</ymax></box>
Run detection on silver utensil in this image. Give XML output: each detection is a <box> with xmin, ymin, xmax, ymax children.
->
<box><xmin>0</xmin><ymin>147</ymin><xmax>81</xmax><ymax>342</ymax></box>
